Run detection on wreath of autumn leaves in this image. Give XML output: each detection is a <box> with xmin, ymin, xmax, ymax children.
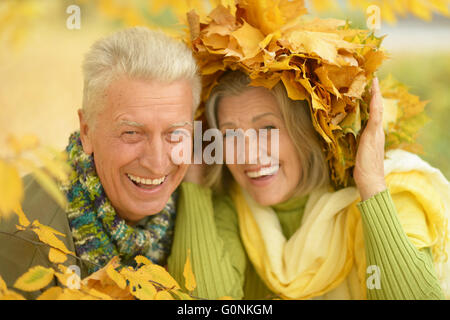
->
<box><xmin>187</xmin><ymin>0</ymin><xmax>429</xmax><ymax>187</ymax></box>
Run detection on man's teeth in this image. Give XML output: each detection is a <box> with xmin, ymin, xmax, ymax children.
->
<box><xmin>127</xmin><ymin>174</ymin><xmax>166</xmax><ymax>185</ymax></box>
<box><xmin>246</xmin><ymin>165</ymin><xmax>279</xmax><ymax>178</ymax></box>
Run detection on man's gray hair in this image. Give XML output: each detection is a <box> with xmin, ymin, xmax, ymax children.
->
<box><xmin>81</xmin><ymin>26</ymin><xmax>201</xmax><ymax>124</ymax></box>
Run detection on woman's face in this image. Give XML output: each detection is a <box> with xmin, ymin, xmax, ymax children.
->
<box><xmin>217</xmin><ymin>87</ymin><xmax>302</xmax><ymax>206</ymax></box>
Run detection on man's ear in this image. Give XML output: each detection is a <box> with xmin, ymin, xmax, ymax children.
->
<box><xmin>78</xmin><ymin>109</ymin><xmax>93</xmax><ymax>155</ymax></box>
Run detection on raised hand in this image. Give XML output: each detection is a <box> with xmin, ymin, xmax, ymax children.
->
<box><xmin>353</xmin><ymin>77</ymin><xmax>387</xmax><ymax>201</ymax></box>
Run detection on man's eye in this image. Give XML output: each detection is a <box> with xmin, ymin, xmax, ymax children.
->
<box><xmin>121</xmin><ymin>131</ymin><xmax>142</xmax><ymax>143</ymax></box>
<box><xmin>169</xmin><ymin>129</ymin><xmax>190</xmax><ymax>142</ymax></box>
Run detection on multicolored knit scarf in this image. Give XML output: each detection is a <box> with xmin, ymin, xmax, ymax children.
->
<box><xmin>62</xmin><ymin>131</ymin><xmax>177</xmax><ymax>274</ymax></box>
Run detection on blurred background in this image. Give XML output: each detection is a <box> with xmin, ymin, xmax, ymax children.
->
<box><xmin>0</xmin><ymin>0</ymin><xmax>449</xmax><ymax>179</ymax></box>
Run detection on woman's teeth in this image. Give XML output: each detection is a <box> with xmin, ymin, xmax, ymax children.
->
<box><xmin>127</xmin><ymin>174</ymin><xmax>166</xmax><ymax>186</ymax></box>
<box><xmin>246</xmin><ymin>165</ymin><xmax>279</xmax><ymax>178</ymax></box>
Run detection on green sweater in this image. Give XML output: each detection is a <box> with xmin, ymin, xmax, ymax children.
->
<box><xmin>167</xmin><ymin>182</ymin><xmax>445</xmax><ymax>300</ymax></box>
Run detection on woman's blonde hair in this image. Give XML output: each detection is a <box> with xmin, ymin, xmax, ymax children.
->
<box><xmin>204</xmin><ymin>71</ymin><xmax>329</xmax><ymax>197</ymax></box>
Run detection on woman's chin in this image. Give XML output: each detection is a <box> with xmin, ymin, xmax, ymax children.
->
<box><xmin>247</xmin><ymin>188</ymin><xmax>288</xmax><ymax>207</ymax></box>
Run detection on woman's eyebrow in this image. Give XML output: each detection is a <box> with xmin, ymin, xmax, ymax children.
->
<box><xmin>218</xmin><ymin>121</ymin><xmax>236</xmax><ymax>128</ymax></box>
<box><xmin>252</xmin><ymin>112</ymin><xmax>280</xmax><ymax>122</ymax></box>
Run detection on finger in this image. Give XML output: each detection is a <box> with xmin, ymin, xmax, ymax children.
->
<box><xmin>369</xmin><ymin>77</ymin><xmax>383</xmax><ymax>128</ymax></box>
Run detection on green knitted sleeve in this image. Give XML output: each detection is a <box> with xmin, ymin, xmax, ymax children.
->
<box><xmin>357</xmin><ymin>189</ymin><xmax>445</xmax><ymax>300</ymax></box>
<box><xmin>167</xmin><ymin>182</ymin><xmax>246</xmax><ymax>299</ymax></box>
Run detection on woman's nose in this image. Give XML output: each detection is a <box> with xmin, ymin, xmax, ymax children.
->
<box><xmin>245</xmin><ymin>132</ymin><xmax>259</xmax><ymax>165</ymax></box>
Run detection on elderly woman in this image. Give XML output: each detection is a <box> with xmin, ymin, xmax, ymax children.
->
<box><xmin>0</xmin><ymin>27</ymin><xmax>201</xmax><ymax>299</ymax></box>
<box><xmin>168</xmin><ymin>70</ymin><xmax>448</xmax><ymax>300</ymax></box>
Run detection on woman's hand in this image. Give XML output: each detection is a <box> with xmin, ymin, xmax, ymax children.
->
<box><xmin>354</xmin><ymin>77</ymin><xmax>387</xmax><ymax>201</ymax></box>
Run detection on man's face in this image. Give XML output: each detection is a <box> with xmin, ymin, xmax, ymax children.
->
<box><xmin>79</xmin><ymin>77</ymin><xmax>193</xmax><ymax>224</ymax></box>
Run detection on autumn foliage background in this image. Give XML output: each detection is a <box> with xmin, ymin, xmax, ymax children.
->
<box><xmin>0</xmin><ymin>0</ymin><xmax>449</xmax><ymax>299</ymax></box>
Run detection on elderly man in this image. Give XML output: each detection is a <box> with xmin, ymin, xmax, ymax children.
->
<box><xmin>0</xmin><ymin>27</ymin><xmax>201</xmax><ymax>298</ymax></box>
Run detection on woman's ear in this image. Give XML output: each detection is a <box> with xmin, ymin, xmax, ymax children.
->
<box><xmin>78</xmin><ymin>109</ymin><xmax>93</xmax><ymax>155</ymax></box>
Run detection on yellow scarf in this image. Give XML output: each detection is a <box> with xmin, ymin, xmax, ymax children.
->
<box><xmin>231</xmin><ymin>150</ymin><xmax>449</xmax><ymax>299</ymax></box>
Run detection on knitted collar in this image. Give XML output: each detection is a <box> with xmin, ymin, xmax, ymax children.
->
<box><xmin>62</xmin><ymin>131</ymin><xmax>177</xmax><ymax>274</ymax></box>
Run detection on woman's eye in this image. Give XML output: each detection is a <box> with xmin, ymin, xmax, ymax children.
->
<box><xmin>124</xmin><ymin>131</ymin><xmax>137</xmax><ymax>135</ymax></box>
<box><xmin>263</xmin><ymin>125</ymin><xmax>276</xmax><ymax>130</ymax></box>
<box><xmin>223</xmin><ymin>130</ymin><xmax>237</xmax><ymax>138</ymax></box>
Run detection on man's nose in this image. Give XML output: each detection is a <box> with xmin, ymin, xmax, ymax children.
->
<box><xmin>139</xmin><ymin>135</ymin><xmax>169</xmax><ymax>172</ymax></box>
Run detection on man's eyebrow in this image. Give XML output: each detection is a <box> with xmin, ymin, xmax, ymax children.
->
<box><xmin>169</xmin><ymin>121</ymin><xmax>193</xmax><ymax>128</ymax></box>
<box><xmin>118</xmin><ymin>120</ymin><xmax>145</xmax><ymax>127</ymax></box>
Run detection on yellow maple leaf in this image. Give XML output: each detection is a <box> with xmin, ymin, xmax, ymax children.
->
<box><xmin>183</xmin><ymin>249</ymin><xmax>196</xmax><ymax>292</ymax></box>
<box><xmin>54</xmin><ymin>269</ymin><xmax>78</xmax><ymax>289</ymax></box>
<box><xmin>231</xmin><ymin>21</ymin><xmax>265</xmax><ymax>59</ymax></box>
<box><xmin>36</xmin><ymin>287</ymin><xmax>63</xmax><ymax>300</ymax></box>
<box><xmin>31</xmin><ymin>220</ymin><xmax>73</xmax><ymax>255</ymax></box>
<box><xmin>14</xmin><ymin>206</ymin><xmax>30</xmax><ymax>227</ymax></box>
<box><xmin>83</xmin><ymin>287</ymin><xmax>113</xmax><ymax>300</ymax></box>
<box><xmin>13</xmin><ymin>266</ymin><xmax>55</xmax><ymax>292</ymax></box>
<box><xmin>154</xmin><ymin>290</ymin><xmax>175</xmax><ymax>300</ymax></box>
<box><xmin>33</xmin><ymin>149</ymin><xmax>70</xmax><ymax>184</ymax></box>
<box><xmin>0</xmin><ymin>160</ymin><xmax>23</xmax><ymax>219</ymax></box>
<box><xmin>171</xmin><ymin>289</ymin><xmax>194</xmax><ymax>300</ymax></box>
<box><xmin>120</xmin><ymin>267</ymin><xmax>157</xmax><ymax>300</ymax></box>
<box><xmin>6</xmin><ymin>134</ymin><xmax>39</xmax><ymax>155</ymax></box>
<box><xmin>138</xmin><ymin>264</ymin><xmax>180</xmax><ymax>290</ymax></box>
<box><xmin>0</xmin><ymin>289</ymin><xmax>26</xmax><ymax>300</ymax></box>
<box><xmin>0</xmin><ymin>274</ymin><xmax>7</xmax><ymax>293</ymax></box>
<box><xmin>48</xmin><ymin>248</ymin><xmax>68</xmax><ymax>264</ymax></box>
<box><xmin>56</xmin><ymin>288</ymin><xmax>90</xmax><ymax>300</ymax></box>
<box><xmin>18</xmin><ymin>160</ymin><xmax>67</xmax><ymax>209</ymax></box>
<box><xmin>82</xmin><ymin>258</ymin><xmax>133</xmax><ymax>300</ymax></box>
<box><xmin>134</xmin><ymin>255</ymin><xmax>152</xmax><ymax>266</ymax></box>
<box><xmin>106</xmin><ymin>258</ymin><xmax>127</xmax><ymax>290</ymax></box>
